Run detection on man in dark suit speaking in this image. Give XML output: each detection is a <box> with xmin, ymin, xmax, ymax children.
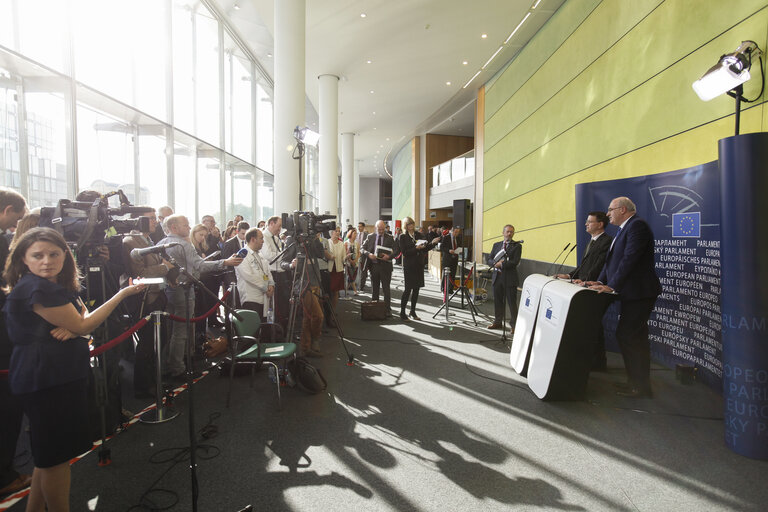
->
<box><xmin>360</xmin><ymin>220</ymin><xmax>399</xmax><ymax>317</ymax></box>
<box><xmin>487</xmin><ymin>224</ymin><xmax>522</xmax><ymax>331</ymax></box>
<box><xmin>588</xmin><ymin>197</ymin><xmax>661</xmax><ymax>398</ymax></box>
<box><xmin>557</xmin><ymin>211</ymin><xmax>612</xmax><ymax>370</ymax></box>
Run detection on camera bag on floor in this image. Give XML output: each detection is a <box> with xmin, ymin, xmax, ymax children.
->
<box><xmin>287</xmin><ymin>357</ymin><xmax>327</xmax><ymax>394</ymax></box>
<box><xmin>361</xmin><ymin>300</ymin><xmax>387</xmax><ymax>320</ymax></box>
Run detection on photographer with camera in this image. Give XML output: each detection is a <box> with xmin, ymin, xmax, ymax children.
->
<box><xmin>159</xmin><ymin>215</ymin><xmax>243</xmax><ymax>380</ymax></box>
<box><xmin>122</xmin><ymin>208</ymin><xmax>170</xmax><ymax>398</ymax></box>
<box><xmin>3</xmin><ymin>227</ymin><xmax>146</xmax><ymax>511</ymax></box>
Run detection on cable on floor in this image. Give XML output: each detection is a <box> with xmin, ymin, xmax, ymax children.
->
<box><xmin>125</xmin><ymin>412</ymin><xmax>222</xmax><ymax>512</ymax></box>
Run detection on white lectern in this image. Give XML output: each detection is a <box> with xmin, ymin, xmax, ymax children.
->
<box><xmin>509</xmin><ymin>274</ymin><xmax>555</xmax><ymax>375</ymax></box>
<box><xmin>526</xmin><ymin>280</ymin><xmax>614</xmax><ymax>400</ymax></box>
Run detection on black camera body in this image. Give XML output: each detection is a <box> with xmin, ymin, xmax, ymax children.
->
<box><xmin>281</xmin><ymin>210</ymin><xmax>336</xmax><ymax>241</ymax></box>
<box><xmin>38</xmin><ymin>190</ymin><xmax>153</xmax><ymax>250</ymax></box>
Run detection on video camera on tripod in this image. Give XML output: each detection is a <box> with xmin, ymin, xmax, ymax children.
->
<box><xmin>38</xmin><ymin>189</ymin><xmax>154</xmax><ymax>255</ymax></box>
<box><xmin>281</xmin><ymin>210</ymin><xmax>336</xmax><ymax>241</ymax></box>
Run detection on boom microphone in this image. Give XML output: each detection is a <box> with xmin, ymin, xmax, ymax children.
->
<box><xmin>545</xmin><ymin>242</ymin><xmax>570</xmax><ymax>276</ymax></box>
<box><xmin>130</xmin><ymin>242</ymin><xmax>180</xmax><ymax>261</ymax></box>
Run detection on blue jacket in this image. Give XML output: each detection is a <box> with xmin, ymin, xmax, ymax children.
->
<box><xmin>597</xmin><ymin>215</ymin><xmax>662</xmax><ymax>301</ymax></box>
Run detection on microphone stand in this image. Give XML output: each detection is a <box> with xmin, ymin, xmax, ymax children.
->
<box><xmin>545</xmin><ymin>243</ymin><xmax>570</xmax><ymax>276</ymax></box>
<box><xmin>161</xmin><ymin>250</ymin><xmax>243</xmax><ymax>512</ymax></box>
<box><xmin>554</xmin><ymin>244</ymin><xmax>577</xmax><ymax>277</ymax></box>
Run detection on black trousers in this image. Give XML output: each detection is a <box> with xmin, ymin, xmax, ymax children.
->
<box><xmin>400</xmin><ymin>286</ymin><xmax>420</xmax><ymax>314</ymax></box>
<box><xmin>493</xmin><ymin>279</ymin><xmax>518</xmax><ymax>326</ymax></box>
<box><xmin>0</xmin><ymin>378</ymin><xmax>23</xmax><ymax>487</ymax></box>
<box><xmin>272</xmin><ymin>272</ymin><xmax>291</xmax><ymax>330</ymax></box>
<box><xmin>132</xmin><ymin>293</ymin><xmax>166</xmax><ymax>393</ymax></box>
<box><xmin>370</xmin><ymin>263</ymin><xmax>392</xmax><ymax>310</ymax></box>
<box><xmin>616</xmin><ymin>297</ymin><xmax>657</xmax><ymax>392</ymax></box>
<box><xmin>242</xmin><ymin>301</ymin><xmax>266</xmax><ymax>324</ymax></box>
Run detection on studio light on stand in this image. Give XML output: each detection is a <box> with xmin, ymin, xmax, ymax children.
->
<box><xmin>292</xmin><ymin>126</ymin><xmax>320</xmax><ymax>210</ymax></box>
<box><xmin>692</xmin><ymin>40</ymin><xmax>764</xmax><ymax>135</ymax></box>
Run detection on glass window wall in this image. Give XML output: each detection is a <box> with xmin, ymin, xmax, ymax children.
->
<box><xmin>0</xmin><ymin>0</ymin><xmax>273</xmax><ymax>224</ymax></box>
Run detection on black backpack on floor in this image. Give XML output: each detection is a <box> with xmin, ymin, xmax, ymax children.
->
<box><xmin>287</xmin><ymin>357</ymin><xmax>327</xmax><ymax>394</ymax></box>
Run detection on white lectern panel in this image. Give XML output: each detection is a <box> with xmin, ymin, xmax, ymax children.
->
<box><xmin>509</xmin><ymin>273</ymin><xmax>554</xmax><ymax>374</ymax></box>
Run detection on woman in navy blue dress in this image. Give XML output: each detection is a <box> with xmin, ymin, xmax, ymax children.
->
<box><xmin>3</xmin><ymin>227</ymin><xmax>144</xmax><ymax>511</ymax></box>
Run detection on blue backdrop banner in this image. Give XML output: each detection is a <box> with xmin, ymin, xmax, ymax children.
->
<box><xmin>575</xmin><ymin>161</ymin><xmax>722</xmax><ymax>388</ymax></box>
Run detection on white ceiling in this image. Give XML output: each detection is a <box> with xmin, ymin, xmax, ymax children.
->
<box><xmin>213</xmin><ymin>0</ymin><xmax>564</xmax><ymax>178</ymax></box>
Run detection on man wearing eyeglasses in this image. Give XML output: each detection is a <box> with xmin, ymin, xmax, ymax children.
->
<box><xmin>586</xmin><ymin>197</ymin><xmax>661</xmax><ymax>398</ymax></box>
<box><xmin>557</xmin><ymin>211</ymin><xmax>612</xmax><ymax>371</ymax></box>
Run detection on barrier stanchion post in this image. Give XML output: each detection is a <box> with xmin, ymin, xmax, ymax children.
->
<box><xmin>140</xmin><ymin>311</ymin><xmax>179</xmax><ymax>424</ymax></box>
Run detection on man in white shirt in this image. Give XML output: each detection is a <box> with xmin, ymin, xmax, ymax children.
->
<box><xmin>236</xmin><ymin>227</ymin><xmax>274</xmax><ymax>322</ymax></box>
<box><xmin>260</xmin><ymin>216</ymin><xmax>289</xmax><ymax>328</ymax></box>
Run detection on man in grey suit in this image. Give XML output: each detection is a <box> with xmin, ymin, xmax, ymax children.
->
<box><xmin>360</xmin><ymin>220</ymin><xmax>399</xmax><ymax>317</ymax></box>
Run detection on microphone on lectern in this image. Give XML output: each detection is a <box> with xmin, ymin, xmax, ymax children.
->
<box><xmin>545</xmin><ymin>243</ymin><xmax>570</xmax><ymax>276</ymax></box>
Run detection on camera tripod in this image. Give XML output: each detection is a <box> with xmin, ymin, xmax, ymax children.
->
<box><xmin>272</xmin><ymin>236</ymin><xmax>354</xmax><ymax>365</ymax></box>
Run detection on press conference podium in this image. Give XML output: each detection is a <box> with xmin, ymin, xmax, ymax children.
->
<box><xmin>509</xmin><ymin>274</ymin><xmax>554</xmax><ymax>375</ymax></box>
<box><xmin>526</xmin><ymin>279</ymin><xmax>615</xmax><ymax>400</ymax></box>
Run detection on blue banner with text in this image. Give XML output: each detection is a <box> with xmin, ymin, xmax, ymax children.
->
<box><xmin>575</xmin><ymin>162</ymin><xmax>722</xmax><ymax>389</ymax></box>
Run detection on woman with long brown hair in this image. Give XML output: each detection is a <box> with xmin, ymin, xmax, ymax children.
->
<box><xmin>2</xmin><ymin>227</ymin><xmax>144</xmax><ymax>511</ymax></box>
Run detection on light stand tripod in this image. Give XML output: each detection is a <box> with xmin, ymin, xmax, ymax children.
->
<box><xmin>432</xmin><ymin>229</ymin><xmax>480</xmax><ymax>325</ymax></box>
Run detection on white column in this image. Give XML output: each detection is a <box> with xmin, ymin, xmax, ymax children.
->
<box><xmin>318</xmin><ymin>74</ymin><xmax>339</xmax><ymax>217</ymax></box>
<box><xmin>354</xmin><ymin>159</ymin><xmax>361</xmax><ymax>223</ymax></box>
<box><xmin>273</xmin><ymin>0</ymin><xmax>305</xmax><ymax>212</ymax></box>
<box><xmin>341</xmin><ymin>132</ymin><xmax>354</xmax><ymax>226</ymax></box>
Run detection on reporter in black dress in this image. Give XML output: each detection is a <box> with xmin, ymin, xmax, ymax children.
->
<box><xmin>399</xmin><ymin>216</ymin><xmax>432</xmax><ymax>320</ymax></box>
<box><xmin>2</xmin><ymin>227</ymin><xmax>144</xmax><ymax>511</ymax></box>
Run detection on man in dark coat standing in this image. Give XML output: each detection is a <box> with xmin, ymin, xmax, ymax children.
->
<box><xmin>589</xmin><ymin>197</ymin><xmax>661</xmax><ymax>398</ymax></box>
<box><xmin>487</xmin><ymin>224</ymin><xmax>522</xmax><ymax>331</ymax></box>
<box><xmin>360</xmin><ymin>220</ymin><xmax>399</xmax><ymax>317</ymax></box>
<box><xmin>557</xmin><ymin>210</ymin><xmax>612</xmax><ymax>370</ymax></box>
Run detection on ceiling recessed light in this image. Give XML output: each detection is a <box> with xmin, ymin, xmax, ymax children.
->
<box><xmin>481</xmin><ymin>33</ymin><xmax>487</xmax><ymax>39</ymax></box>
<box><xmin>360</xmin><ymin>13</ymin><xmax>367</xmax><ymax>18</ymax></box>
<box><xmin>267</xmin><ymin>53</ymin><xmax>272</xmax><ymax>58</ymax></box>
<box><xmin>462</xmin><ymin>60</ymin><xmax>468</xmax><ymax>65</ymax></box>
<box><xmin>379</xmin><ymin>145</ymin><xmax>383</xmax><ymax>148</ymax></box>
<box><xmin>233</xmin><ymin>2</ymin><xmax>240</xmax><ymax>10</ymax></box>
<box><xmin>446</xmin><ymin>81</ymin><xmax>451</xmax><ymax>86</ymax></box>
<box><xmin>372</xmin><ymin>111</ymin><xmax>376</xmax><ymax>115</ymax></box>
<box><xmin>366</xmin><ymin>59</ymin><xmax>372</xmax><ymax>64</ymax></box>
<box><xmin>386</xmin><ymin>137</ymin><xmax>390</xmax><ymax>141</ymax></box>
<box><xmin>370</xmin><ymin>90</ymin><xmax>374</xmax><ymax>94</ymax></box>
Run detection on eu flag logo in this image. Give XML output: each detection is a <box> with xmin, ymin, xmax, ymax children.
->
<box><xmin>672</xmin><ymin>212</ymin><xmax>700</xmax><ymax>238</ymax></box>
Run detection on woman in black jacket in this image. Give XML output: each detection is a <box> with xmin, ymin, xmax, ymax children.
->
<box><xmin>398</xmin><ymin>216</ymin><xmax>434</xmax><ymax>320</ymax></box>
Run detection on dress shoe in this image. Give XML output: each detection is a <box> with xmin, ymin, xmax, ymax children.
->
<box><xmin>409</xmin><ymin>312</ymin><xmax>421</xmax><ymax>321</ymax></box>
<box><xmin>399</xmin><ymin>312</ymin><xmax>410</xmax><ymax>321</ymax></box>
<box><xmin>487</xmin><ymin>323</ymin><xmax>502</xmax><ymax>330</ymax></box>
<box><xmin>616</xmin><ymin>387</ymin><xmax>653</xmax><ymax>398</ymax></box>
<box><xmin>0</xmin><ymin>474</ymin><xmax>32</xmax><ymax>496</ymax></box>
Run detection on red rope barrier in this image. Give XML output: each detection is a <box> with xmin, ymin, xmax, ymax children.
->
<box><xmin>91</xmin><ymin>317</ymin><xmax>149</xmax><ymax>357</ymax></box>
<box><xmin>166</xmin><ymin>290</ymin><xmax>231</xmax><ymax>323</ymax></box>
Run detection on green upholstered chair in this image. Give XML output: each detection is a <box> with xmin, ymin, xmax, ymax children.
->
<box><xmin>228</xmin><ymin>309</ymin><xmax>296</xmax><ymax>409</ymax></box>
